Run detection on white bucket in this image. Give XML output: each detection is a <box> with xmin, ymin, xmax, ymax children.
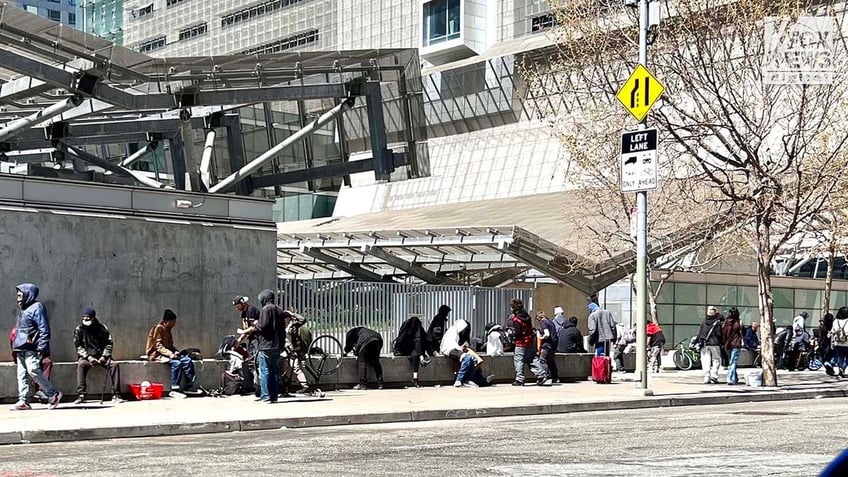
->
<box><xmin>745</xmin><ymin>370</ymin><xmax>763</xmax><ymax>387</ymax></box>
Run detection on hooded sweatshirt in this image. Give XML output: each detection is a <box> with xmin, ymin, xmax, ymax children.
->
<box><xmin>12</xmin><ymin>283</ymin><xmax>50</xmax><ymax>355</ymax></box>
<box><xmin>510</xmin><ymin>308</ymin><xmax>534</xmax><ymax>348</ymax></box>
<box><xmin>440</xmin><ymin>319</ymin><xmax>470</xmax><ymax>356</ymax></box>
<box><xmin>558</xmin><ymin>320</ymin><xmax>585</xmax><ymax>353</ymax></box>
<box><xmin>344</xmin><ymin>327</ymin><xmax>383</xmax><ymax>355</ymax></box>
<box><xmin>256</xmin><ymin>289</ymin><xmax>285</xmax><ymax>351</ymax></box>
<box><xmin>721</xmin><ymin>314</ymin><xmax>743</xmax><ymax>350</ymax></box>
<box><xmin>698</xmin><ymin>314</ymin><xmax>723</xmax><ymax>346</ymax></box>
<box><xmin>427</xmin><ymin>305</ymin><xmax>451</xmax><ymax>349</ymax></box>
<box><xmin>74</xmin><ymin>317</ymin><xmax>114</xmax><ymax>360</ymax></box>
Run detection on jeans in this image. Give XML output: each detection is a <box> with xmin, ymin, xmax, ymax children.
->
<box><xmin>456</xmin><ymin>355</ymin><xmax>490</xmax><ymax>386</ymax></box>
<box><xmin>76</xmin><ymin>358</ymin><xmax>121</xmax><ymax>394</ymax></box>
<box><xmin>513</xmin><ymin>346</ymin><xmax>536</xmax><ymax>383</ymax></box>
<box><xmin>357</xmin><ymin>342</ymin><xmax>383</xmax><ymax>385</ymax></box>
<box><xmin>649</xmin><ymin>346</ymin><xmax>662</xmax><ymax>372</ymax></box>
<box><xmin>594</xmin><ymin>342</ymin><xmax>610</xmax><ymax>357</ymax></box>
<box><xmin>700</xmin><ymin>345</ymin><xmax>721</xmax><ymax>381</ymax></box>
<box><xmin>833</xmin><ymin>346</ymin><xmax>848</xmax><ymax>371</ymax></box>
<box><xmin>169</xmin><ymin>356</ymin><xmax>197</xmax><ymax>390</ymax></box>
<box><xmin>541</xmin><ymin>346</ymin><xmax>558</xmax><ymax>381</ymax></box>
<box><xmin>16</xmin><ymin>350</ymin><xmax>58</xmax><ymax>403</ymax></box>
<box><xmin>258</xmin><ymin>350</ymin><xmax>281</xmax><ymax>401</ymax></box>
<box><xmin>727</xmin><ymin>348</ymin><xmax>740</xmax><ymax>384</ymax></box>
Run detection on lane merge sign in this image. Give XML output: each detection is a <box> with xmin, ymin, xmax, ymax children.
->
<box><xmin>621</xmin><ymin>128</ymin><xmax>658</xmax><ymax>193</ymax></box>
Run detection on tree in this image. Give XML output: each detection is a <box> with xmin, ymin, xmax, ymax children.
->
<box><xmin>532</xmin><ymin>0</ymin><xmax>848</xmax><ymax>386</ymax></box>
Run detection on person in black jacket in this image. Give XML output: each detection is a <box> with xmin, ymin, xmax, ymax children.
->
<box><xmin>393</xmin><ymin>315</ymin><xmax>431</xmax><ymax>388</ymax></box>
<box><xmin>73</xmin><ymin>307</ymin><xmax>120</xmax><ymax>404</ymax></box>
<box><xmin>345</xmin><ymin>327</ymin><xmax>384</xmax><ymax>390</ymax></box>
<box><xmin>559</xmin><ymin>316</ymin><xmax>586</xmax><ymax>354</ymax></box>
<box><xmin>241</xmin><ymin>289</ymin><xmax>286</xmax><ymax>402</ymax></box>
<box><xmin>698</xmin><ymin>306</ymin><xmax>723</xmax><ymax>384</ymax></box>
<box><xmin>428</xmin><ymin>305</ymin><xmax>451</xmax><ymax>353</ymax></box>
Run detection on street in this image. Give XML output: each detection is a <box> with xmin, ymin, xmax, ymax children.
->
<box><xmin>0</xmin><ymin>397</ymin><xmax>846</xmax><ymax>476</ymax></box>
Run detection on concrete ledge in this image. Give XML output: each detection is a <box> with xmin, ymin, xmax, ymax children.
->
<box><xmin>0</xmin><ymin>353</ymin><xmax>633</xmax><ymax>402</ymax></box>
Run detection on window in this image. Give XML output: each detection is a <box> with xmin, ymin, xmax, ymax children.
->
<box><xmin>167</xmin><ymin>0</ymin><xmax>187</xmax><ymax>7</ymax></box>
<box><xmin>47</xmin><ymin>9</ymin><xmax>61</xmax><ymax>21</ymax></box>
<box><xmin>221</xmin><ymin>0</ymin><xmax>310</xmax><ymax>29</ymax></box>
<box><xmin>531</xmin><ymin>13</ymin><xmax>557</xmax><ymax>33</ymax></box>
<box><xmin>178</xmin><ymin>23</ymin><xmax>207</xmax><ymax>41</ymax></box>
<box><xmin>240</xmin><ymin>29</ymin><xmax>318</xmax><ymax>55</ymax></box>
<box><xmin>131</xmin><ymin>3</ymin><xmax>153</xmax><ymax>19</ymax></box>
<box><xmin>67</xmin><ymin>0</ymin><xmax>77</xmax><ymax>5</ymax></box>
<box><xmin>137</xmin><ymin>36</ymin><xmax>166</xmax><ymax>53</ymax></box>
<box><xmin>68</xmin><ymin>12</ymin><xmax>76</xmax><ymax>25</ymax></box>
<box><xmin>47</xmin><ymin>0</ymin><xmax>60</xmax><ymax>3</ymax></box>
<box><xmin>439</xmin><ymin>62</ymin><xmax>486</xmax><ymax>99</ymax></box>
<box><xmin>24</xmin><ymin>5</ymin><xmax>38</xmax><ymax>13</ymax></box>
<box><xmin>423</xmin><ymin>0</ymin><xmax>460</xmax><ymax>47</ymax></box>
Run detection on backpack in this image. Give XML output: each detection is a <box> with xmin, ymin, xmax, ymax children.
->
<box><xmin>215</xmin><ymin>335</ymin><xmax>237</xmax><ymax>359</ymax></box>
<box><xmin>835</xmin><ymin>322</ymin><xmax>848</xmax><ymax>344</ymax></box>
<box><xmin>554</xmin><ymin>318</ymin><xmax>569</xmax><ymax>353</ymax></box>
<box><xmin>219</xmin><ymin>370</ymin><xmax>243</xmax><ymax>396</ymax></box>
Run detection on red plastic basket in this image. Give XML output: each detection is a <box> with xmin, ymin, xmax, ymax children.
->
<box><xmin>128</xmin><ymin>383</ymin><xmax>164</xmax><ymax>400</ymax></box>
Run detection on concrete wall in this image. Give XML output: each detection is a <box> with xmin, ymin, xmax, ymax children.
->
<box><xmin>509</xmin><ymin>282</ymin><xmax>590</xmax><ymax>333</ymax></box>
<box><xmin>1</xmin><ymin>208</ymin><xmax>276</xmax><ymax>361</ymax></box>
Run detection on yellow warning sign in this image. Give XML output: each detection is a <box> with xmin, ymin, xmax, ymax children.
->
<box><xmin>616</xmin><ymin>65</ymin><xmax>665</xmax><ymax>122</ymax></box>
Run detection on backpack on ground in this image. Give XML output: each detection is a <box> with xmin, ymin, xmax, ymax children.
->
<box><xmin>220</xmin><ymin>370</ymin><xmax>243</xmax><ymax>396</ymax></box>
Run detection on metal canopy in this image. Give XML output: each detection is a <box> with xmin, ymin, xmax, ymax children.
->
<box><xmin>0</xmin><ymin>4</ymin><xmax>424</xmax><ymax>193</ymax></box>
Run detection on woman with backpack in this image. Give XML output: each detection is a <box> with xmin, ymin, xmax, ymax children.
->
<box><xmin>827</xmin><ymin>307</ymin><xmax>848</xmax><ymax>377</ymax></box>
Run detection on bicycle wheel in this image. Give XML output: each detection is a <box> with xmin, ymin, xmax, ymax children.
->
<box><xmin>307</xmin><ymin>335</ymin><xmax>344</xmax><ymax>376</ymax></box>
<box><xmin>673</xmin><ymin>348</ymin><xmax>693</xmax><ymax>371</ymax></box>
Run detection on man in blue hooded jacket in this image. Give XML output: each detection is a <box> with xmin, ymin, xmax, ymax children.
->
<box><xmin>11</xmin><ymin>283</ymin><xmax>62</xmax><ymax>410</ymax></box>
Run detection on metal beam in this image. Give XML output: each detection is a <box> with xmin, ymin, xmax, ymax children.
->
<box><xmin>200</xmin><ymin>129</ymin><xmax>215</xmax><ymax>190</ymax></box>
<box><xmin>0</xmin><ymin>95</ymin><xmax>83</xmax><ymax>142</ymax></box>
<box><xmin>56</xmin><ymin>142</ymin><xmax>168</xmax><ymax>188</ymax></box>
<box><xmin>222</xmin><ymin>115</ymin><xmax>249</xmax><ymax>195</ymax></box>
<box><xmin>302</xmin><ymin>248</ymin><xmax>391</xmax><ymax>282</ymax></box>
<box><xmin>6</xmin><ymin>133</ymin><xmax>151</xmax><ymax>150</ymax></box>
<box><xmin>479</xmin><ymin>268</ymin><xmax>528</xmax><ymax>287</ymax></box>
<box><xmin>189</xmin><ymin>84</ymin><xmax>347</xmax><ymax>105</ymax></box>
<box><xmin>364</xmin><ymin>245</ymin><xmax>461</xmax><ymax>285</ymax></box>
<box><xmin>251</xmin><ymin>158</ymin><xmax>387</xmax><ymax>189</ymax></box>
<box><xmin>363</xmin><ymin>81</ymin><xmax>393</xmax><ymax>182</ymax></box>
<box><xmin>210</xmin><ymin>97</ymin><xmax>354</xmax><ymax>193</ymax></box>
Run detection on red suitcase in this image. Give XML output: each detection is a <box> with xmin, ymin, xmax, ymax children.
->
<box><xmin>592</xmin><ymin>355</ymin><xmax>612</xmax><ymax>384</ymax></box>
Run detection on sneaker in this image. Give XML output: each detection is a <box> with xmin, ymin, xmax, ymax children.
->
<box><xmin>9</xmin><ymin>401</ymin><xmax>31</xmax><ymax>411</ymax></box>
<box><xmin>352</xmin><ymin>384</ymin><xmax>367</xmax><ymax>391</ymax></box>
<box><xmin>703</xmin><ymin>377</ymin><xmax>710</xmax><ymax>384</ymax></box>
<box><xmin>466</xmin><ymin>381</ymin><xmax>479</xmax><ymax>388</ymax></box>
<box><xmin>47</xmin><ymin>391</ymin><xmax>62</xmax><ymax>409</ymax></box>
<box><xmin>377</xmin><ymin>380</ymin><xmax>384</xmax><ymax>390</ymax></box>
<box><xmin>33</xmin><ymin>391</ymin><xmax>50</xmax><ymax>404</ymax></box>
<box><xmin>512</xmin><ymin>380</ymin><xmax>524</xmax><ymax>386</ymax></box>
<box><xmin>412</xmin><ymin>379</ymin><xmax>421</xmax><ymax>388</ymax></box>
<box><xmin>825</xmin><ymin>362</ymin><xmax>836</xmax><ymax>376</ymax></box>
<box><xmin>542</xmin><ymin>379</ymin><xmax>553</xmax><ymax>386</ymax></box>
<box><xmin>295</xmin><ymin>386</ymin><xmax>311</xmax><ymax>395</ymax></box>
<box><xmin>486</xmin><ymin>374</ymin><xmax>496</xmax><ymax>384</ymax></box>
<box><xmin>709</xmin><ymin>378</ymin><xmax>719</xmax><ymax>384</ymax></box>
<box><xmin>73</xmin><ymin>395</ymin><xmax>85</xmax><ymax>405</ymax></box>
<box><xmin>111</xmin><ymin>394</ymin><xmax>122</xmax><ymax>403</ymax></box>
<box><xmin>170</xmin><ymin>391</ymin><xmax>187</xmax><ymax>399</ymax></box>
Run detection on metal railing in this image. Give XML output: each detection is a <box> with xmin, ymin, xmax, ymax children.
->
<box><xmin>278</xmin><ymin>279</ymin><xmax>534</xmax><ymax>355</ymax></box>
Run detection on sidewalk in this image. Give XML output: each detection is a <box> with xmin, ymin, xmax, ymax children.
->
<box><xmin>2</xmin><ymin>370</ymin><xmax>846</xmax><ymax>445</ymax></box>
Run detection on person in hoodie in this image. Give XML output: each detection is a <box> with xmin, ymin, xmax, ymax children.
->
<box><xmin>11</xmin><ymin>283</ymin><xmax>62</xmax><ymax>410</ymax></box>
<box><xmin>73</xmin><ymin>307</ymin><xmax>121</xmax><ymax>404</ymax></box>
<box><xmin>146</xmin><ymin>309</ymin><xmax>198</xmax><ymax>394</ymax></box>
<box><xmin>393</xmin><ymin>315</ymin><xmax>431</xmax><ymax>388</ymax></box>
<box><xmin>9</xmin><ymin>326</ymin><xmax>53</xmax><ymax>404</ymax></box>
<box><xmin>440</xmin><ymin>318</ymin><xmax>471</xmax><ymax>360</ymax></box>
<box><xmin>344</xmin><ymin>327</ymin><xmax>384</xmax><ymax>390</ymax></box>
<box><xmin>721</xmin><ymin>308</ymin><xmax>743</xmax><ymax>384</ymax></box>
<box><xmin>243</xmin><ymin>289</ymin><xmax>287</xmax><ymax>402</ymax></box>
<box><xmin>698</xmin><ymin>306</ymin><xmax>723</xmax><ymax>384</ymax></box>
<box><xmin>428</xmin><ymin>304</ymin><xmax>451</xmax><ymax>353</ymax></box>
<box><xmin>587</xmin><ymin>302</ymin><xmax>617</xmax><ymax>357</ymax></box>
<box><xmin>509</xmin><ymin>298</ymin><xmax>538</xmax><ymax>386</ymax></box>
<box><xmin>557</xmin><ymin>316</ymin><xmax>586</xmax><ymax>354</ymax></box>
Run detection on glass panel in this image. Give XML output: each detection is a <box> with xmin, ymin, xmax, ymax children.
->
<box><xmin>673</xmin><ymin>305</ymin><xmax>702</xmax><ymax>325</ymax></box>
<box><xmin>654</xmin><ymin>282</ymin><xmax>674</xmax><ymax>304</ymax></box>
<box><xmin>737</xmin><ymin>286</ymin><xmax>759</xmax><ymax>308</ymax></box>
<box><xmin>772</xmin><ymin>307</ymin><xmax>795</xmax><ymax>327</ymax></box>
<box><xmin>423</xmin><ymin>0</ymin><xmax>460</xmax><ymax>46</ymax></box>
<box><xmin>831</xmin><ymin>291</ymin><xmax>848</xmax><ymax>310</ymax></box>
<box><xmin>707</xmin><ymin>284</ymin><xmax>737</xmax><ymax>308</ymax></box>
<box><xmin>794</xmin><ymin>289</ymin><xmax>821</xmax><ymax>311</ymax></box>
<box><xmin>656</xmin><ymin>304</ymin><xmax>674</xmax><ymax>327</ymax></box>
<box><xmin>772</xmin><ymin>288</ymin><xmax>793</xmax><ymax>308</ymax></box>
<box><xmin>674</xmin><ymin>283</ymin><xmax>706</xmax><ymax>305</ymax></box>
<box><xmin>672</xmin><ymin>325</ymin><xmax>702</xmax><ymax>346</ymax></box>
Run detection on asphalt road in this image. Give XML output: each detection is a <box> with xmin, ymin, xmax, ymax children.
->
<box><xmin>1</xmin><ymin>398</ymin><xmax>847</xmax><ymax>476</ymax></box>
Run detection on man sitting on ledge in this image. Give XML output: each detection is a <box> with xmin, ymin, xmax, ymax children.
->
<box><xmin>145</xmin><ymin>309</ymin><xmax>198</xmax><ymax>395</ymax></box>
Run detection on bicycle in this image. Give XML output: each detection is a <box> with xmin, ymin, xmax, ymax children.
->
<box><xmin>672</xmin><ymin>337</ymin><xmax>701</xmax><ymax>371</ymax></box>
<box><xmin>281</xmin><ymin>334</ymin><xmax>344</xmax><ymax>398</ymax></box>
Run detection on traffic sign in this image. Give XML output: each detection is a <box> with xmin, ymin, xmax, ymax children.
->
<box><xmin>616</xmin><ymin>65</ymin><xmax>665</xmax><ymax>122</ymax></box>
<box><xmin>621</xmin><ymin>128</ymin><xmax>658</xmax><ymax>193</ymax></box>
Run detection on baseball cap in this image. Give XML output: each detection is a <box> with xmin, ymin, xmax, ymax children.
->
<box><xmin>232</xmin><ymin>296</ymin><xmax>248</xmax><ymax>305</ymax></box>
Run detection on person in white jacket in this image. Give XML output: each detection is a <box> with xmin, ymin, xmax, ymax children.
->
<box><xmin>440</xmin><ymin>319</ymin><xmax>471</xmax><ymax>360</ymax></box>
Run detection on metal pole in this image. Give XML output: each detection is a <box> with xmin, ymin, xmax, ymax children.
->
<box><xmin>105</xmin><ymin>142</ymin><xmax>156</xmax><ymax>175</ymax></box>
<box><xmin>0</xmin><ymin>95</ymin><xmax>83</xmax><ymax>142</ymax></box>
<box><xmin>635</xmin><ymin>0</ymin><xmax>651</xmax><ymax>394</ymax></box>
<box><xmin>199</xmin><ymin>129</ymin><xmax>216</xmax><ymax>189</ymax></box>
<box><xmin>209</xmin><ymin>97</ymin><xmax>354</xmax><ymax>194</ymax></box>
<box><xmin>59</xmin><ymin>143</ymin><xmax>168</xmax><ymax>189</ymax></box>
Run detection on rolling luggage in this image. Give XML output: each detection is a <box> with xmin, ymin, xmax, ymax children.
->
<box><xmin>592</xmin><ymin>341</ymin><xmax>612</xmax><ymax>384</ymax></box>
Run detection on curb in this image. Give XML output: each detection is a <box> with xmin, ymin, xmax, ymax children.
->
<box><xmin>13</xmin><ymin>388</ymin><xmax>848</xmax><ymax>445</ymax></box>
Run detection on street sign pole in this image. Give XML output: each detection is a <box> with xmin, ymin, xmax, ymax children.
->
<box><xmin>635</xmin><ymin>0</ymin><xmax>651</xmax><ymax>394</ymax></box>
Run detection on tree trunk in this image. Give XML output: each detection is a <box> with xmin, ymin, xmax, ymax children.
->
<box><xmin>757</xmin><ymin>243</ymin><xmax>778</xmax><ymax>387</ymax></box>
<box><xmin>649</xmin><ymin>292</ymin><xmax>659</xmax><ymax>324</ymax></box>
<box><xmin>823</xmin><ymin>244</ymin><xmax>835</xmax><ymax>318</ymax></box>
